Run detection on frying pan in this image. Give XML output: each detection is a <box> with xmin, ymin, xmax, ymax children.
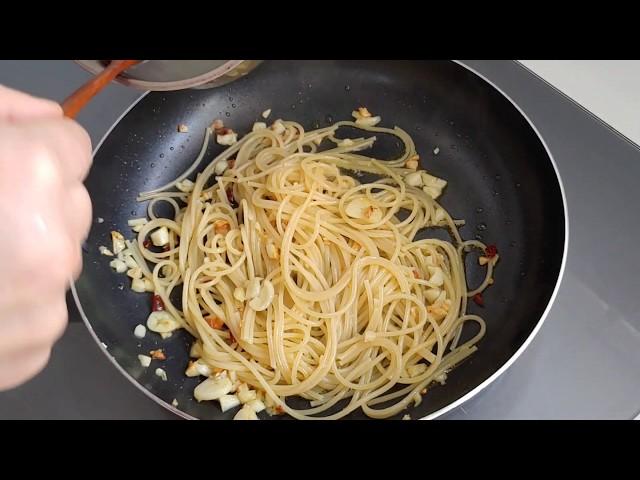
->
<box><xmin>72</xmin><ymin>60</ymin><xmax>567</xmax><ymax>420</ymax></box>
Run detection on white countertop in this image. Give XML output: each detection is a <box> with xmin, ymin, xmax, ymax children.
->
<box><xmin>518</xmin><ymin>60</ymin><xmax>640</xmax><ymax>147</ymax></box>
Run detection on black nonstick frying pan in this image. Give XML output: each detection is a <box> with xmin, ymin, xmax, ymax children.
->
<box><xmin>73</xmin><ymin>60</ymin><xmax>567</xmax><ymax>420</ymax></box>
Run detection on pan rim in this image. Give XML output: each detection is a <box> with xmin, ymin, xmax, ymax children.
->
<box><xmin>71</xmin><ymin>60</ymin><xmax>569</xmax><ymax>420</ymax></box>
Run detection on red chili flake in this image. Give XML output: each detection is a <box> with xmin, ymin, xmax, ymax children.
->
<box><xmin>226</xmin><ymin>188</ymin><xmax>238</xmax><ymax>208</ymax></box>
<box><xmin>472</xmin><ymin>293</ymin><xmax>484</xmax><ymax>307</ymax></box>
<box><xmin>150</xmin><ymin>349</ymin><xmax>166</xmax><ymax>360</ymax></box>
<box><xmin>143</xmin><ymin>239</ymin><xmax>152</xmax><ymax>248</ymax></box>
<box><xmin>484</xmin><ymin>245</ymin><xmax>498</xmax><ymax>259</ymax></box>
<box><xmin>151</xmin><ymin>294</ymin><xmax>165</xmax><ymax>312</ymax></box>
<box><xmin>227</xmin><ymin>331</ymin><xmax>237</xmax><ymax>345</ymax></box>
<box><xmin>162</xmin><ymin>245</ymin><xmax>171</xmax><ymax>252</ymax></box>
<box><xmin>274</xmin><ymin>405</ymin><xmax>285</xmax><ymax>415</ymax></box>
<box><xmin>205</xmin><ymin>316</ymin><xmax>225</xmax><ymax>330</ymax></box>
<box><xmin>227</xmin><ymin>159</ymin><xmax>236</xmax><ymax>169</ymax></box>
<box><xmin>412</xmin><ymin>270</ymin><xmax>421</xmax><ymax>279</ymax></box>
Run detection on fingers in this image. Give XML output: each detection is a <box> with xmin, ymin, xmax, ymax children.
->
<box><xmin>0</xmin><ymin>84</ymin><xmax>62</xmax><ymax>122</ymax></box>
<box><xmin>0</xmin><ymin>346</ymin><xmax>53</xmax><ymax>391</ymax></box>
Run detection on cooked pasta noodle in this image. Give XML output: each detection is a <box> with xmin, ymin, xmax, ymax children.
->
<box><xmin>118</xmin><ymin>115</ymin><xmax>498</xmax><ymax>419</ymax></box>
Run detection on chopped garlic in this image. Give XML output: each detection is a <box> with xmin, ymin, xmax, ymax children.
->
<box><xmin>124</xmin><ymin>255</ymin><xmax>138</xmax><ymax>269</ymax></box>
<box><xmin>133</xmin><ymin>324</ymin><xmax>146</xmax><ymax>339</ymax></box>
<box><xmin>424</xmin><ymin>288</ymin><xmax>441</xmax><ymax>304</ymax></box>
<box><xmin>252</xmin><ymin>121</ymin><xmax>267</xmax><ymax>132</ymax></box>
<box><xmin>155</xmin><ymin>368</ymin><xmax>168</xmax><ymax>381</ymax></box>
<box><xmin>247</xmin><ymin>398</ymin><xmax>266</xmax><ymax>413</ymax></box>
<box><xmin>245</xmin><ymin>278</ymin><xmax>261</xmax><ymax>300</ymax></box>
<box><xmin>434</xmin><ymin>208</ymin><xmax>446</xmax><ymax>224</ymax></box>
<box><xmin>131</xmin><ymin>278</ymin><xmax>146</xmax><ymax>293</ymax></box>
<box><xmin>248</xmin><ymin>279</ymin><xmax>274</xmax><ymax>312</ymax></box>
<box><xmin>111</xmin><ymin>231</ymin><xmax>126</xmax><ymax>254</ymax></box>
<box><xmin>427</xmin><ymin>267</ymin><xmax>444</xmax><ymax>287</ymax></box>
<box><xmin>186</xmin><ymin>359</ymin><xmax>212</xmax><ymax>377</ymax></box>
<box><xmin>217</xmin><ymin>131</ymin><xmax>238</xmax><ymax>146</ymax></box>
<box><xmin>261</xmin><ymin>109</ymin><xmax>272</xmax><ymax>119</ymax></box>
<box><xmin>171</xmin><ymin>399</ymin><xmax>179</xmax><ymax>407</ymax></box>
<box><xmin>150</xmin><ymin>226</ymin><xmax>170</xmax><ymax>247</ymax></box>
<box><xmin>237</xmin><ymin>384</ymin><xmax>258</xmax><ymax>404</ymax></box>
<box><xmin>160</xmin><ymin>332</ymin><xmax>173</xmax><ymax>339</ymax></box>
<box><xmin>357</xmin><ymin>107</ymin><xmax>372</xmax><ymax>118</ymax></box>
<box><xmin>176</xmin><ymin>179</ymin><xmax>194</xmax><ymax>193</ymax></box>
<box><xmin>433</xmin><ymin>147</ymin><xmax>440</xmax><ymax>155</ymax></box>
<box><xmin>177</xmin><ymin>124</ymin><xmax>189</xmax><ymax>133</ymax></box>
<box><xmin>99</xmin><ymin>245</ymin><xmax>114</xmax><ymax>257</ymax></box>
<box><xmin>127</xmin><ymin>218</ymin><xmax>147</xmax><ymax>228</ymax></box>
<box><xmin>109</xmin><ymin>259</ymin><xmax>127</xmax><ymax>274</ymax></box>
<box><xmin>126</xmin><ymin>267</ymin><xmax>142</xmax><ymax>279</ymax></box>
<box><xmin>234</xmin><ymin>405</ymin><xmax>259</xmax><ymax>420</ymax></box>
<box><xmin>143</xmin><ymin>278</ymin><xmax>154</xmax><ymax>292</ymax></box>
<box><xmin>96</xmin><ymin>217</ymin><xmax>104</xmax><ymax>224</ymax></box>
<box><xmin>355</xmin><ymin>116</ymin><xmax>381</xmax><ymax>127</ymax></box>
<box><xmin>214</xmin><ymin>159</ymin><xmax>228</xmax><ymax>175</ymax></box>
<box><xmin>345</xmin><ymin>197</ymin><xmax>383</xmax><ymax>223</ymax></box>
<box><xmin>194</xmin><ymin>376</ymin><xmax>233</xmax><ymax>401</ymax></box>
<box><xmin>435</xmin><ymin>372</ymin><xmax>448</xmax><ymax>385</ymax></box>
<box><xmin>233</xmin><ymin>287</ymin><xmax>246</xmax><ymax>302</ymax></box>
<box><xmin>147</xmin><ymin>311</ymin><xmax>180</xmax><ymax>333</ymax></box>
<box><xmin>219</xmin><ymin>394</ymin><xmax>241</xmax><ymax>412</ymax></box>
<box><xmin>338</xmin><ymin>138</ymin><xmax>354</xmax><ymax>147</ymax></box>
<box><xmin>270</xmin><ymin>120</ymin><xmax>286</xmax><ymax>135</ymax></box>
<box><xmin>190</xmin><ymin>342</ymin><xmax>203</xmax><ymax>358</ymax></box>
<box><xmin>402</xmin><ymin>414</ymin><xmax>411</xmax><ymax>420</ymax></box>
<box><xmin>478</xmin><ymin>256</ymin><xmax>489</xmax><ymax>266</ymax></box>
<box><xmin>404</xmin><ymin>171</ymin><xmax>423</xmax><ymax>187</ymax></box>
<box><xmin>137</xmin><ymin>354</ymin><xmax>151</xmax><ymax>367</ymax></box>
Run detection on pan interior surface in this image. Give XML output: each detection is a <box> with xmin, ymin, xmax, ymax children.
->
<box><xmin>77</xmin><ymin>60</ymin><xmax>566</xmax><ymax>420</ymax></box>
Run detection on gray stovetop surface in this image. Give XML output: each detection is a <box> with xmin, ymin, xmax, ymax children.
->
<box><xmin>0</xmin><ymin>60</ymin><xmax>638</xmax><ymax>419</ymax></box>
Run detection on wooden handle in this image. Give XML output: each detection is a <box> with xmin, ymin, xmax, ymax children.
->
<box><xmin>62</xmin><ymin>60</ymin><xmax>139</xmax><ymax>118</ymax></box>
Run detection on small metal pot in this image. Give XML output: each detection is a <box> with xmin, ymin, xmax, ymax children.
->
<box><xmin>75</xmin><ymin>60</ymin><xmax>262</xmax><ymax>91</ymax></box>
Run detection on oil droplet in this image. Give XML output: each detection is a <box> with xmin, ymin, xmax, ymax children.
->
<box><xmin>232</xmin><ymin>104</ymin><xmax>236</xmax><ymax>108</ymax></box>
<box><xmin>510</xmin><ymin>241</ymin><xmax>517</xmax><ymax>247</ymax></box>
<box><xmin>308</xmin><ymin>83</ymin><xmax>312</xmax><ymax>88</ymax></box>
<box><xmin>476</xmin><ymin>223</ymin><xmax>487</xmax><ymax>231</ymax></box>
<box><xmin>449</xmin><ymin>120</ymin><xmax>455</xmax><ymax>126</ymax></box>
<box><xmin>291</xmin><ymin>104</ymin><xmax>296</xmax><ymax>110</ymax></box>
<box><xmin>520</xmin><ymin>271</ymin><xmax>526</xmax><ymax>277</ymax></box>
<box><xmin>159</xmin><ymin>154</ymin><xmax>164</xmax><ymax>158</ymax></box>
<box><xmin>136</xmin><ymin>166</ymin><xmax>141</xmax><ymax>171</ymax></box>
<box><xmin>505</xmin><ymin>220</ymin><xmax>512</xmax><ymax>226</ymax></box>
<box><xmin>493</xmin><ymin>191</ymin><xmax>500</xmax><ymax>197</ymax></box>
<box><xmin>170</xmin><ymin>147</ymin><xmax>174</xmax><ymax>151</ymax></box>
<box><xmin>225</xmin><ymin>112</ymin><xmax>231</xmax><ymax>117</ymax></box>
<box><xmin>228</xmin><ymin>97</ymin><xmax>233</xmax><ymax>101</ymax></box>
<box><xmin>516</xmin><ymin>182</ymin><xmax>521</xmax><ymax>188</ymax></box>
<box><xmin>344</xmin><ymin>85</ymin><xmax>351</xmax><ymax>91</ymax></box>
<box><xmin>476</xmin><ymin>207</ymin><xmax>484</xmax><ymax>214</ymax></box>
<box><xmin>451</xmin><ymin>145</ymin><xmax>458</xmax><ymax>150</ymax></box>
<box><xmin>325</xmin><ymin>114</ymin><xmax>334</xmax><ymax>124</ymax></box>
<box><xmin>131</xmin><ymin>210</ymin><xmax>136</xmax><ymax>215</ymax></box>
<box><xmin>298</xmin><ymin>99</ymin><xmax>304</xmax><ymax>104</ymax></box>
<box><xmin>474</xmin><ymin>234</ymin><xmax>483</xmax><ymax>241</ymax></box>
<box><xmin>495</xmin><ymin>174</ymin><xmax>501</xmax><ymax>180</ymax></box>
<box><xmin>117</xmin><ymin>284</ymin><xmax>124</xmax><ymax>290</ymax></box>
<box><xmin>150</xmin><ymin>163</ymin><xmax>155</xmax><ymax>168</ymax></box>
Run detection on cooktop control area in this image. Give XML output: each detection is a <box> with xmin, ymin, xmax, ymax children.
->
<box><xmin>0</xmin><ymin>60</ymin><xmax>638</xmax><ymax>419</ymax></box>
